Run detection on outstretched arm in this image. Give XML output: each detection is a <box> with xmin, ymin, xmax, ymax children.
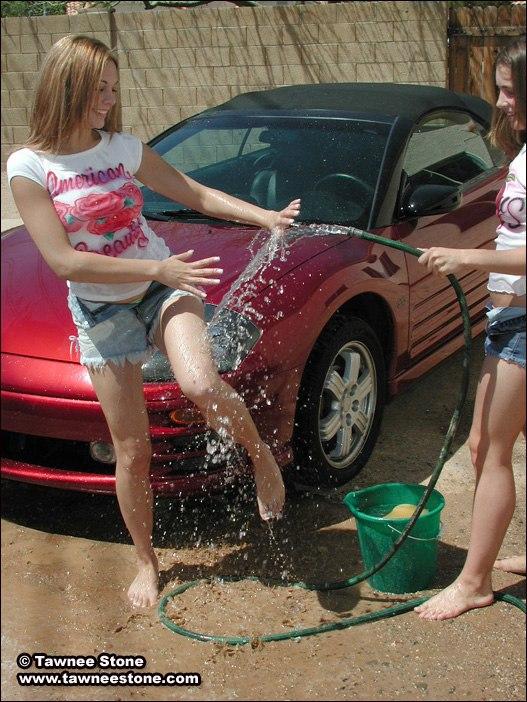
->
<box><xmin>135</xmin><ymin>144</ymin><xmax>301</xmax><ymax>233</ymax></box>
<box><xmin>418</xmin><ymin>246</ymin><xmax>526</xmax><ymax>277</ymax></box>
<box><xmin>10</xmin><ymin>176</ymin><xmax>222</xmax><ymax>298</ymax></box>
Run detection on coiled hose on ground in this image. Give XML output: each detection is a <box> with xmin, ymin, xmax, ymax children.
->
<box><xmin>159</xmin><ymin>226</ymin><xmax>526</xmax><ymax>643</ymax></box>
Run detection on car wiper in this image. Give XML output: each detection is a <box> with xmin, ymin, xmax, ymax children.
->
<box><xmin>144</xmin><ymin>208</ymin><xmax>222</xmax><ymax>221</ymax></box>
<box><xmin>143</xmin><ymin>209</ymin><xmax>255</xmax><ymax>228</ymax></box>
<box><xmin>143</xmin><ymin>211</ymin><xmax>171</xmax><ymax>221</ymax></box>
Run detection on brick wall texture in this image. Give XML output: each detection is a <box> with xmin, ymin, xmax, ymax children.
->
<box><xmin>1</xmin><ymin>1</ymin><xmax>448</xmax><ymax>162</ymax></box>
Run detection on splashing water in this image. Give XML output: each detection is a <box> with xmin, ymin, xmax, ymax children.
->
<box><xmin>211</xmin><ymin>222</ymin><xmax>355</xmax><ymax>326</ymax></box>
<box><xmin>265</xmin><ymin>521</ymin><xmax>297</xmax><ymax>582</ymax></box>
<box><xmin>291</xmin><ymin>222</ymin><xmax>362</xmax><ymax>238</ymax></box>
<box><xmin>210</xmin><ymin>229</ymin><xmax>292</xmax><ymax>326</ymax></box>
<box><xmin>199</xmin><ymin>229</ymin><xmax>296</xmax><ymax>474</ymax></box>
<box><xmin>205</xmin><ymin>224</ymin><xmax>349</xmax><ymax>374</ymax></box>
<box><xmin>199</xmin><ymin>223</ymin><xmax>352</xmax><ymax>527</ymax></box>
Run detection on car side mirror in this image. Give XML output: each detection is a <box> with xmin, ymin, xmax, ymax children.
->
<box><xmin>400</xmin><ymin>184</ymin><xmax>462</xmax><ymax>219</ymax></box>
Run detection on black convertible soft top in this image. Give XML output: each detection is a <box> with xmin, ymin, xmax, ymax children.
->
<box><xmin>203</xmin><ymin>82</ymin><xmax>492</xmax><ymax>125</ymax></box>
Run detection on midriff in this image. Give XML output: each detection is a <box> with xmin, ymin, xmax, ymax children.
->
<box><xmin>489</xmin><ymin>290</ymin><xmax>527</xmax><ymax>308</ymax></box>
<box><xmin>87</xmin><ymin>293</ymin><xmax>146</xmax><ymax>305</ymax></box>
<box><xmin>116</xmin><ymin>293</ymin><xmax>145</xmax><ymax>304</ymax></box>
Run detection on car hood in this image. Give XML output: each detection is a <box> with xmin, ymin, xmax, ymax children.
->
<box><xmin>1</xmin><ymin>220</ymin><xmax>345</xmax><ymax>362</ymax></box>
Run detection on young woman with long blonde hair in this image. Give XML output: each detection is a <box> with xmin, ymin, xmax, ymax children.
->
<box><xmin>8</xmin><ymin>35</ymin><xmax>301</xmax><ymax>608</ymax></box>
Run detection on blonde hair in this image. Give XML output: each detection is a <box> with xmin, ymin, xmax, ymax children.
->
<box><xmin>489</xmin><ymin>35</ymin><xmax>526</xmax><ymax>158</ymax></box>
<box><xmin>26</xmin><ymin>35</ymin><xmax>122</xmax><ymax>154</ymax></box>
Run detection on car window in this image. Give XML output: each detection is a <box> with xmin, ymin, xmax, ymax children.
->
<box><xmin>142</xmin><ymin>116</ymin><xmax>391</xmax><ymax>227</ymax></box>
<box><xmin>160</xmin><ymin>127</ymin><xmax>253</xmax><ymax>172</ymax></box>
<box><xmin>403</xmin><ymin>111</ymin><xmax>505</xmax><ymax>189</ymax></box>
<box><xmin>240</xmin><ymin>127</ymin><xmax>270</xmax><ymax>155</ymax></box>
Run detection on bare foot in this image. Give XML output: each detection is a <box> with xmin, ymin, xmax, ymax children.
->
<box><xmin>253</xmin><ymin>444</ymin><xmax>285</xmax><ymax>521</ymax></box>
<box><xmin>128</xmin><ymin>556</ymin><xmax>159</xmax><ymax>608</ymax></box>
<box><xmin>494</xmin><ymin>555</ymin><xmax>526</xmax><ymax>575</ymax></box>
<box><xmin>414</xmin><ymin>580</ymin><xmax>494</xmax><ymax>621</ymax></box>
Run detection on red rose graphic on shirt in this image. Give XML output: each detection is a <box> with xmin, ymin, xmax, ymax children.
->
<box><xmin>118</xmin><ymin>182</ymin><xmax>144</xmax><ymax>220</ymax></box>
<box><xmin>87</xmin><ymin>210</ymin><xmax>138</xmax><ymax>236</ymax></box>
<box><xmin>72</xmin><ymin>191</ymin><xmax>123</xmax><ymax>222</ymax></box>
<box><xmin>53</xmin><ymin>200</ymin><xmax>83</xmax><ymax>233</ymax></box>
<box><xmin>66</xmin><ymin>183</ymin><xmax>145</xmax><ymax>237</ymax></box>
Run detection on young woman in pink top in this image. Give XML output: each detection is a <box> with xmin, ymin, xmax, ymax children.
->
<box><xmin>415</xmin><ymin>36</ymin><xmax>526</xmax><ymax>620</ymax></box>
<box><xmin>8</xmin><ymin>35</ymin><xmax>301</xmax><ymax>608</ymax></box>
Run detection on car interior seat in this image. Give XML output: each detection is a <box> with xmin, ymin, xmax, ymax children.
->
<box><xmin>250</xmin><ymin>165</ymin><xmax>278</xmax><ymax>209</ymax></box>
<box><xmin>249</xmin><ymin>129</ymin><xmax>316</xmax><ymax>209</ymax></box>
<box><xmin>249</xmin><ymin>130</ymin><xmax>284</xmax><ymax>209</ymax></box>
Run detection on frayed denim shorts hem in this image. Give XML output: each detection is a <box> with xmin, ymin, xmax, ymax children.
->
<box><xmin>484</xmin><ymin>305</ymin><xmax>526</xmax><ymax>370</ymax></box>
<box><xmin>68</xmin><ymin>281</ymin><xmax>198</xmax><ymax>370</ymax></box>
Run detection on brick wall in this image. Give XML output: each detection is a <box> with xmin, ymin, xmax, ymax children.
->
<box><xmin>1</xmin><ymin>1</ymin><xmax>448</xmax><ymax>162</ymax></box>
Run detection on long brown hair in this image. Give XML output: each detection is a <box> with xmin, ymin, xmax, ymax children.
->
<box><xmin>489</xmin><ymin>35</ymin><xmax>526</xmax><ymax>157</ymax></box>
<box><xmin>26</xmin><ymin>35</ymin><xmax>122</xmax><ymax>154</ymax></box>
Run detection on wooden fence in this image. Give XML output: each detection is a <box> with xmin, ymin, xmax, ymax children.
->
<box><xmin>448</xmin><ymin>3</ymin><xmax>526</xmax><ymax>103</ymax></box>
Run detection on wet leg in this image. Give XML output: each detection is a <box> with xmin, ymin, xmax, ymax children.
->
<box><xmin>415</xmin><ymin>356</ymin><xmax>525</xmax><ymax>620</ymax></box>
<box><xmin>494</xmin><ymin>426</ymin><xmax>526</xmax><ymax>574</ymax></box>
<box><xmin>156</xmin><ymin>296</ymin><xmax>285</xmax><ymax>520</ymax></box>
<box><xmin>88</xmin><ymin>362</ymin><xmax>158</xmax><ymax>607</ymax></box>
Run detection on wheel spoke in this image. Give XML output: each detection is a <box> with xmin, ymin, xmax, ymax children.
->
<box><xmin>320</xmin><ymin>410</ymin><xmax>341</xmax><ymax>442</ymax></box>
<box><xmin>334</xmin><ymin>423</ymin><xmax>353</xmax><ymax>459</ymax></box>
<box><xmin>342</xmin><ymin>350</ymin><xmax>361</xmax><ymax>386</ymax></box>
<box><xmin>324</xmin><ymin>369</ymin><xmax>346</xmax><ymax>401</ymax></box>
<box><xmin>354</xmin><ymin>410</ymin><xmax>369</xmax><ymax>437</ymax></box>
<box><xmin>355</xmin><ymin>373</ymin><xmax>374</xmax><ymax>402</ymax></box>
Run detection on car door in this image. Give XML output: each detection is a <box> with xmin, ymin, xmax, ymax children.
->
<box><xmin>396</xmin><ymin>110</ymin><xmax>506</xmax><ymax>362</ymax></box>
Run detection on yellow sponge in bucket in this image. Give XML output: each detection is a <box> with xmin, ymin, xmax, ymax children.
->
<box><xmin>383</xmin><ymin>503</ymin><xmax>429</xmax><ymax>520</ymax></box>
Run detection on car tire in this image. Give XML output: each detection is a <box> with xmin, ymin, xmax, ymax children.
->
<box><xmin>292</xmin><ymin>315</ymin><xmax>386</xmax><ymax>487</ymax></box>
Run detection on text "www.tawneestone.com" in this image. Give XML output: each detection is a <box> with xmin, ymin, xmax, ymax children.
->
<box><xmin>16</xmin><ymin>653</ymin><xmax>201</xmax><ymax>687</ymax></box>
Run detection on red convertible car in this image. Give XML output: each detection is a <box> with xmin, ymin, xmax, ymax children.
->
<box><xmin>1</xmin><ymin>83</ymin><xmax>506</xmax><ymax>495</ymax></box>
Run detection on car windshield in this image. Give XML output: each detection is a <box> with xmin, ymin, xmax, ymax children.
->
<box><xmin>141</xmin><ymin>115</ymin><xmax>390</xmax><ymax>227</ymax></box>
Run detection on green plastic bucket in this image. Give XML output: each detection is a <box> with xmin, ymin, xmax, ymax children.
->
<box><xmin>344</xmin><ymin>482</ymin><xmax>445</xmax><ymax>594</ymax></box>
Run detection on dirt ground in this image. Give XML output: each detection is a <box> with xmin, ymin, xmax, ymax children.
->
<box><xmin>1</xmin><ymin>338</ymin><xmax>525</xmax><ymax>702</ymax></box>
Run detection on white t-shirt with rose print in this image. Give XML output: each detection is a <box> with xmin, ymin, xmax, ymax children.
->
<box><xmin>488</xmin><ymin>143</ymin><xmax>526</xmax><ymax>296</ymax></box>
<box><xmin>7</xmin><ymin>130</ymin><xmax>171</xmax><ymax>302</ymax></box>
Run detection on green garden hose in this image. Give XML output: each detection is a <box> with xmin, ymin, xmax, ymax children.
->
<box><xmin>158</xmin><ymin>226</ymin><xmax>526</xmax><ymax>643</ymax></box>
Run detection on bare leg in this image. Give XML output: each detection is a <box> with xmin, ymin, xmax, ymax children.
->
<box><xmin>88</xmin><ymin>362</ymin><xmax>158</xmax><ymax>608</ymax></box>
<box><xmin>493</xmin><ymin>427</ymin><xmax>527</xmax><ymax>575</ymax></box>
<box><xmin>155</xmin><ymin>296</ymin><xmax>285</xmax><ymax>520</ymax></box>
<box><xmin>494</xmin><ymin>555</ymin><xmax>526</xmax><ymax>574</ymax></box>
<box><xmin>415</xmin><ymin>356</ymin><xmax>526</xmax><ymax>620</ymax></box>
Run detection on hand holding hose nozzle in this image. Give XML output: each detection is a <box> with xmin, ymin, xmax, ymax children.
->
<box><xmin>418</xmin><ymin>247</ymin><xmax>472</xmax><ymax>277</ymax></box>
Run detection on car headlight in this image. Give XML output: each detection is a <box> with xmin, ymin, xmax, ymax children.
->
<box><xmin>141</xmin><ymin>303</ymin><xmax>262</xmax><ymax>382</ymax></box>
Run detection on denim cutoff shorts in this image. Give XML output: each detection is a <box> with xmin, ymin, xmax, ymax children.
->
<box><xmin>484</xmin><ymin>305</ymin><xmax>526</xmax><ymax>369</ymax></box>
<box><xmin>68</xmin><ymin>281</ymin><xmax>196</xmax><ymax>370</ymax></box>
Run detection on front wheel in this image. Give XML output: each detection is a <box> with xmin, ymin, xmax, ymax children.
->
<box><xmin>292</xmin><ymin>316</ymin><xmax>386</xmax><ymax>487</ymax></box>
